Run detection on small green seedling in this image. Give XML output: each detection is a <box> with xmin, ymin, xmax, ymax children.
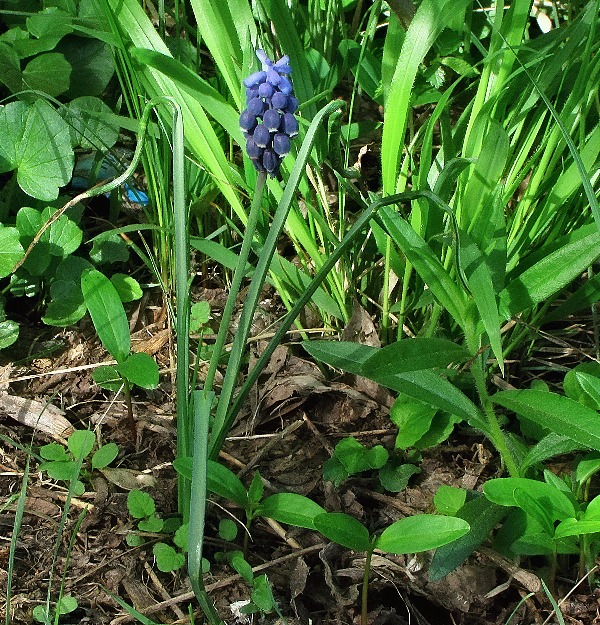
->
<box><xmin>483</xmin><ymin>468</ymin><xmax>600</xmax><ymax>591</ymax></box>
<box><xmin>126</xmin><ymin>489</ymin><xmax>189</xmax><ymax>572</ymax></box>
<box><xmin>323</xmin><ymin>436</ymin><xmax>420</xmax><ymax>491</ymax></box>
<box><xmin>314</xmin><ymin>510</ymin><xmax>470</xmax><ymax>625</ymax></box>
<box><xmin>174</xmin><ymin>457</ymin><xmax>326</xmax><ymax>556</ymax></box>
<box><xmin>227</xmin><ymin>550</ymin><xmax>280</xmax><ymax>617</ymax></box>
<box><xmin>81</xmin><ymin>268</ymin><xmax>159</xmax><ymax>440</ymax></box>
<box><xmin>32</xmin><ymin>595</ymin><xmax>78</xmax><ymax>624</ymax></box>
<box><xmin>39</xmin><ymin>430</ymin><xmax>118</xmax><ymax>496</ymax></box>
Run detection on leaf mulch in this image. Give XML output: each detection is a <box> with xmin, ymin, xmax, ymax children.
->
<box><xmin>1</xmin><ymin>290</ymin><xmax>599</xmax><ymax>625</ymax></box>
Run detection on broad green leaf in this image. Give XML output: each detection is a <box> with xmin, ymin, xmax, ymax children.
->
<box><xmin>378</xmin><ymin>370</ymin><xmax>484</xmax><ymax>430</ymax></box>
<box><xmin>564</xmin><ymin>363</ymin><xmax>600</xmax><ymax>410</ymax></box>
<box><xmin>111</xmin><ymin>274</ymin><xmax>142</xmax><ymax>303</ymax></box>
<box><xmin>251</xmin><ymin>575</ymin><xmax>277</xmax><ymax>612</ymax></box>
<box><xmin>153</xmin><ymin>543</ymin><xmax>185</xmax><ymax>572</ymax></box>
<box><xmin>545</xmin><ymin>272</ymin><xmax>600</xmax><ymax>323</ymax></box>
<box><xmin>575</xmin><ymin>452</ymin><xmax>600</xmax><ymax>487</ymax></box>
<box><xmin>91</xmin><ymin>442</ymin><xmax>119</xmax><ymax>470</ymax></box>
<box><xmin>229</xmin><ymin>551</ymin><xmax>253</xmax><ymax>584</ymax></box>
<box><xmin>554</xmin><ymin>518</ymin><xmax>600</xmax><ymax>540</ymax></box>
<box><xmin>500</xmin><ymin>230</ymin><xmax>600</xmax><ymax>318</ymax></box>
<box><xmin>172</xmin><ymin>457</ymin><xmax>193</xmax><ymax>480</ymax></box>
<box><xmin>42</xmin><ymin>279</ymin><xmax>87</xmax><ymax>327</ymax></box>
<box><xmin>40</xmin><ymin>460</ymin><xmax>78</xmax><ymax>482</ymax></box>
<box><xmin>90</xmin><ymin>231</ymin><xmax>130</xmax><ymax>265</ymax></box>
<box><xmin>22</xmin><ymin>52</ymin><xmax>71</xmax><ymax>97</ymax></box>
<box><xmin>66</xmin><ymin>96</ymin><xmax>120</xmax><ymax>149</ymax></box>
<box><xmin>174</xmin><ymin>523</ymin><xmax>189</xmax><ymax>550</ymax></box>
<box><xmin>56</xmin><ymin>595</ymin><xmax>77</xmax><ymax>615</ymax></box>
<box><xmin>585</xmin><ymin>495</ymin><xmax>600</xmax><ymax>520</ymax></box>
<box><xmin>40</xmin><ymin>442</ymin><xmax>69</xmax><ymax>462</ymax></box>
<box><xmin>390</xmin><ymin>395</ymin><xmax>438</xmax><ymax>449</ymax></box>
<box><xmin>362</xmin><ymin>338</ymin><xmax>470</xmax><ymax>377</ymax></box>
<box><xmin>429</xmin><ymin>497</ymin><xmax>507</xmax><ymax>580</ymax></box>
<box><xmin>67</xmin><ymin>429</ymin><xmax>95</xmax><ymax>460</ymax></box>
<box><xmin>127</xmin><ymin>489</ymin><xmax>155</xmax><ymax>518</ymax></box>
<box><xmin>206</xmin><ymin>460</ymin><xmax>248</xmax><ymax>508</ymax></box>
<box><xmin>190</xmin><ymin>301</ymin><xmax>211</xmax><ymax>333</ymax></box>
<box><xmin>218</xmin><ymin>519</ymin><xmax>238</xmax><ymax>542</ymax></box>
<box><xmin>42</xmin><ymin>206</ymin><xmax>82</xmax><ymax>257</ymax></box>
<box><xmin>0</xmin><ymin>100</ymin><xmax>74</xmax><ymax>201</ymax></box>
<box><xmin>483</xmin><ymin>478</ymin><xmax>577</xmax><ymax>521</ymax></box>
<box><xmin>0</xmin><ymin>226</ymin><xmax>24</xmax><ymax>278</ymax></box>
<box><xmin>314</xmin><ymin>512</ymin><xmax>372</xmax><ymax>552</ymax></box>
<box><xmin>513</xmin><ymin>487</ymin><xmax>554</xmax><ymax>536</ymax></box>
<box><xmin>139</xmin><ymin>514</ymin><xmax>163</xmax><ymax>532</ymax></box>
<box><xmin>257</xmin><ymin>493</ymin><xmax>326</xmax><ymax>530</ymax></box>
<box><xmin>302</xmin><ymin>341</ymin><xmax>377</xmax><ymax>376</ymax></box>
<box><xmin>378</xmin><ymin>462</ymin><xmax>420</xmax><ymax>493</ymax></box>
<box><xmin>118</xmin><ymin>353</ymin><xmax>158</xmax><ymax>389</ymax></box>
<box><xmin>413</xmin><ymin>411</ymin><xmax>461</xmax><ymax>448</ymax></box>
<box><xmin>247</xmin><ymin>470</ymin><xmax>264</xmax><ymax>506</ymax></box>
<box><xmin>16</xmin><ymin>206</ymin><xmax>82</xmax><ymax>261</ymax></box>
<box><xmin>81</xmin><ymin>268</ymin><xmax>130</xmax><ymax>363</ymax></box>
<box><xmin>26</xmin><ymin>7</ymin><xmax>74</xmax><ymax>40</ymax></box>
<box><xmin>331</xmin><ymin>437</ymin><xmax>389</xmax><ymax>475</ymax></box>
<box><xmin>434</xmin><ymin>485</ymin><xmax>467</xmax><ymax>516</ymax></box>
<box><xmin>0</xmin><ymin>41</ymin><xmax>22</xmax><ymax>93</ymax></box>
<box><xmin>92</xmin><ymin>365</ymin><xmax>123</xmax><ymax>392</ymax></box>
<box><xmin>59</xmin><ymin>37</ymin><xmax>114</xmax><ymax>99</ymax></box>
<box><xmin>492</xmin><ymin>389</ymin><xmax>600</xmax><ymax>452</ymax></box>
<box><xmin>375</xmin><ymin>515</ymin><xmax>469</xmax><ymax>554</ymax></box>
<box><xmin>0</xmin><ymin>320</ymin><xmax>19</xmax><ymax>349</ymax></box>
<box><xmin>322</xmin><ymin>456</ymin><xmax>349</xmax><ymax>487</ymax></box>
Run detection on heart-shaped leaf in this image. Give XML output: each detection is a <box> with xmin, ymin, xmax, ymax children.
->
<box><xmin>0</xmin><ymin>100</ymin><xmax>74</xmax><ymax>201</ymax></box>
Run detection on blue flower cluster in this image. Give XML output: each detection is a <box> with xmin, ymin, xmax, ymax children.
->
<box><xmin>240</xmin><ymin>50</ymin><xmax>299</xmax><ymax>177</ymax></box>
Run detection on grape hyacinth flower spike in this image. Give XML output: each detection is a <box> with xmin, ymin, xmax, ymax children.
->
<box><xmin>240</xmin><ymin>49</ymin><xmax>299</xmax><ymax>177</ymax></box>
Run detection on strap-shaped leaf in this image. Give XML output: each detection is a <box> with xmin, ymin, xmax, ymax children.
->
<box><xmin>378</xmin><ymin>205</ymin><xmax>467</xmax><ymax>328</ymax></box>
<box><xmin>493</xmin><ymin>389</ymin><xmax>600</xmax><ymax>452</ymax></box>
<box><xmin>499</xmin><ymin>230</ymin><xmax>600</xmax><ymax>318</ymax></box>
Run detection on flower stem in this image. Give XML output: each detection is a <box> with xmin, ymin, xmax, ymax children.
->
<box><xmin>361</xmin><ymin>548</ymin><xmax>373</xmax><ymax>625</ymax></box>
<box><xmin>204</xmin><ymin>171</ymin><xmax>267</xmax><ymax>395</ymax></box>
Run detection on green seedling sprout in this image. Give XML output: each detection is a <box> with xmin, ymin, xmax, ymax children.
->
<box><xmin>81</xmin><ymin>268</ymin><xmax>159</xmax><ymax>441</ymax></box>
<box><xmin>314</xmin><ymin>511</ymin><xmax>470</xmax><ymax>625</ymax></box>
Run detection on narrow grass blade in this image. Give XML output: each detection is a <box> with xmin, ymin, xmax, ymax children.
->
<box><xmin>381</xmin><ymin>0</ymin><xmax>471</xmax><ymax>193</ymax></box>
<box><xmin>102</xmin><ymin>0</ymin><xmax>246</xmax><ymax>221</ymax></box>
<box><xmin>377</xmin><ymin>204</ymin><xmax>467</xmax><ymax>328</ymax></box>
